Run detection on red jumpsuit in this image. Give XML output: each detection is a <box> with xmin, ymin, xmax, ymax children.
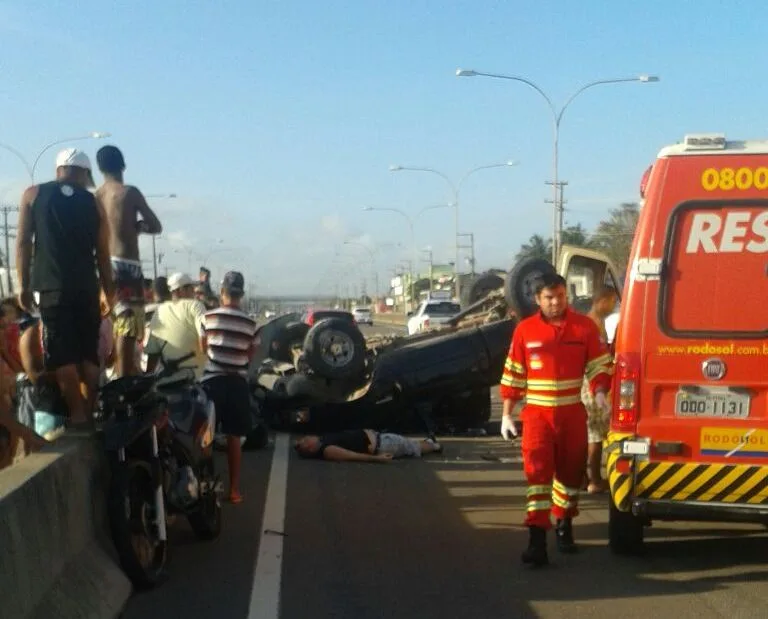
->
<box><xmin>500</xmin><ymin>309</ymin><xmax>612</xmax><ymax>529</ymax></box>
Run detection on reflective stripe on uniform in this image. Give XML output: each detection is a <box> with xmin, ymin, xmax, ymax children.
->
<box><xmin>526</xmin><ymin>499</ymin><xmax>552</xmax><ymax>512</ymax></box>
<box><xmin>524</xmin><ymin>393</ymin><xmax>583</xmax><ymax>407</ymax></box>
<box><xmin>526</xmin><ymin>378</ymin><xmax>583</xmax><ymax>391</ymax></box>
<box><xmin>585</xmin><ymin>353</ymin><xmax>613</xmax><ymax>380</ymax></box>
<box><xmin>527</xmin><ymin>484</ymin><xmax>551</xmax><ymax>497</ymax></box>
<box><xmin>501</xmin><ymin>376</ymin><xmax>527</xmax><ymax>388</ymax></box>
<box><xmin>552</xmin><ymin>478</ymin><xmax>580</xmax><ymax>509</ymax></box>
<box><xmin>504</xmin><ymin>358</ymin><xmax>526</xmax><ymax>375</ymax></box>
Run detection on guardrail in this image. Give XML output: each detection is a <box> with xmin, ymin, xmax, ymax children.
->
<box><xmin>0</xmin><ymin>433</ymin><xmax>132</xmax><ymax>618</ymax></box>
<box><xmin>373</xmin><ymin>313</ymin><xmax>407</xmax><ymax>326</ymax></box>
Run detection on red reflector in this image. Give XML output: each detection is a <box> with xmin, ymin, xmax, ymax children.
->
<box><xmin>615</xmin><ymin>458</ymin><xmax>632</xmax><ymax>475</ymax></box>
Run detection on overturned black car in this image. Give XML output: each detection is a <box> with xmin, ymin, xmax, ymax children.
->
<box><xmin>247</xmin><ymin>246</ymin><xmax>622</xmax><ymax>436</ymax></box>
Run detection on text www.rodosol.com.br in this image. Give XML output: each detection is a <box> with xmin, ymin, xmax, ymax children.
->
<box><xmin>657</xmin><ymin>342</ymin><xmax>768</xmax><ymax>356</ymax></box>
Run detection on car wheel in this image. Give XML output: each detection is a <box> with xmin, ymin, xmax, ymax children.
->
<box><xmin>504</xmin><ymin>258</ymin><xmax>556</xmax><ymax>318</ymax></box>
<box><xmin>271</xmin><ymin>321</ymin><xmax>310</xmax><ymax>363</ymax></box>
<box><xmin>303</xmin><ymin>318</ymin><xmax>366</xmax><ymax>380</ymax></box>
<box><xmin>461</xmin><ymin>272</ymin><xmax>504</xmax><ymax>308</ymax></box>
<box><xmin>608</xmin><ymin>496</ymin><xmax>645</xmax><ymax>555</ymax></box>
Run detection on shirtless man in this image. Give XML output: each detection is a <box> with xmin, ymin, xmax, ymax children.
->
<box><xmin>95</xmin><ymin>145</ymin><xmax>162</xmax><ymax>377</ymax></box>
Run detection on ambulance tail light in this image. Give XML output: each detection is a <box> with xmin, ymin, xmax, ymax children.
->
<box><xmin>613</xmin><ymin>353</ymin><xmax>640</xmax><ymax>432</ymax></box>
<box><xmin>423</xmin><ymin>318</ymin><xmax>430</xmax><ymax>329</ymax></box>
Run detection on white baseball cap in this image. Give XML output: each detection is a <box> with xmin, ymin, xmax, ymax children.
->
<box><xmin>55</xmin><ymin>148</ymin><xmax>94</xmax><ymax>187</ymax></box>
<box><xmin>168</xmin><ymin>272</ymin><xmax>195</xmax><ymax>292</ymax></box>
<box><xmin>55</xmin><ymin>148</ymin><xmax>92</xmax><ymax>170</ymax></box>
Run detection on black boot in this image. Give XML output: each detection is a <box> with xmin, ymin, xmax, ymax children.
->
<box><xmin>521</xmin><ymin>526</ymin><xmax>549</xmax><ymax>567</ymax></box>
<box><xmin>555</xmin><ymin>518</ymin><xmax>578</xmax><ymax>554</ymax></box>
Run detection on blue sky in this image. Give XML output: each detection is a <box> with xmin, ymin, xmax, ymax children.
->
<box><xmin>0</xmin><ymin>0</ymin><xmax>766</xmax><ymax>295</ymax></box>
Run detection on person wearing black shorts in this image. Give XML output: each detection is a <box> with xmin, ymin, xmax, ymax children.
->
<box><xmin>200</xmin><ymin>271</ymin><xmax>257</xmax><ymax>504</ymax></box>
<box><xmin>16</xmin><ymin>148</ymin><xmax>114</xmax><ymax>427</ymax></box>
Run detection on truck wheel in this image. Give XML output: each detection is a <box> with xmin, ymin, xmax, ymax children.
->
<box><xmin>271</xmin><ymin>322</ymin><xmax>310</xmax><ymax>363</ymax></box>
<box><xmin>461</xmin><ymin>273</ymin><xmax>504</xmax><ymax>308</ymax></box>
<box><xmin>504</xmin><ymin>258</ymin><xmax>556</xmax><ymax>318</ymax></box>
<box><xmin>303</xmin><ymin>318</ymin><xmax>366</xmax><ymax>380</ymax></box>
<box><xmin>608</xmin><ymin>495</ymin><xmax>645</xmax><ymax>555</ymax></box>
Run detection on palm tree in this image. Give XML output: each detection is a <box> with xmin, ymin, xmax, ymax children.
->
<box><xmin>516</xmin><ymin>234</ymin><xmax>551</xmax><ymax>262</ymax></box>
<box><xmin>561</xmin><ymin>223</ymin><xmax>590</xmax><ymax>247</ymax></box>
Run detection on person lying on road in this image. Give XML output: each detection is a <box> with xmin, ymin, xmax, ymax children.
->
<box><xmin>294</xmin><ymin>428</ymin><xmax>442</xmax><ymax>462</ymax></box>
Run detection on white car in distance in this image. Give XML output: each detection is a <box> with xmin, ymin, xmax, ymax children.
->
<box><xmin>352</xmin><ymin>307</ymin><xmax>373</xmax><ymax>325</ymax></box>
<box><xmin>407</xmin><ymin>300</ymin><xmax>461</xmax><ymax>335</ymax></box>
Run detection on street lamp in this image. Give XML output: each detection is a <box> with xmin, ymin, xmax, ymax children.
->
<box><xmin>389</xmin><ymin>161</ymin><xmax>518</xmax><ymax>300</ymax></box>
<box><xmin>146</xmin><ymin>193</ymin><xmax>178</xmax><ymax>279</ymax></box>
<box><xmin>0</xmin><ymin>132</ymin><xmax>111</xmax><ymax>182</ymax></box>
<box><xmin>456</xmin><ymin>67</ymin><xmax>659</xmax><ymax>263</ymax></box>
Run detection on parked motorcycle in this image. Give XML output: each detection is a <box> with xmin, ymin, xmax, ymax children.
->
<box><xmin>99</xmin><ymin>352</ymin><xmax>221</xmax><ymax>589</ymax></box>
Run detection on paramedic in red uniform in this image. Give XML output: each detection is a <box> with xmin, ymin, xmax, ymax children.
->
<box><xmin>499</xmin><ymin>272</ymin><xmax>612</xmax><ymax>566</ymax></box>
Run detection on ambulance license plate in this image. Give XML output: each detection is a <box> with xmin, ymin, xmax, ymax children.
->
<box><xmin>675</xmin><ymin>388</ymin><xmax>750</xmax><ymax>419</ymax></box>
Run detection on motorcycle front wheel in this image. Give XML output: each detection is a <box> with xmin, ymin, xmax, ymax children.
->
<box><xmin>187</xmin><ymin>457</ymin><xmax>222</xmax><ymax>541</ymax></box>
<box><xmin>108</xmin><ymin>459</ymin><xmax>168</xmax><ymax>589</ymax></box>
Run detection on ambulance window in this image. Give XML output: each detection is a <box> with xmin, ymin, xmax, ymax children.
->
<box><xmin>659</xmin><ymin>200</ymin><xmax>768</xmax><ymax>338</ymax></box>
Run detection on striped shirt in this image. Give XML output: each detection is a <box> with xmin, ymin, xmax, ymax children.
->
<box><xmin>201</xmin><ymin>306</ymin><xmax>258</xmax><ymax>379</ymax></box>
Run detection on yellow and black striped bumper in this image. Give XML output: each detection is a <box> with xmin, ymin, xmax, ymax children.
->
<box><xmin>606</xmin><ymin>432</ymin><xmax>768</xmax><ymax>512</ymax></box>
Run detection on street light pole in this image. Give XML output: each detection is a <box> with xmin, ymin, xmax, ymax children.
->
<box><xmin>0</xmin><ymin>132</ymin><xmax>111</xmax><ymax>183</ymax></box>
<box><xmin>456</xmin><ymin>68</ymin><xmax>659</xmax><ymax>264</ymax></box>
<box><xmin>390</xmin><ymin>161</ymin><xmax>517</xmax><ymax>302</ymax></box>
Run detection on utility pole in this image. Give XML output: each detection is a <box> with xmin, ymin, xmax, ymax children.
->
<box><xmin>545</xmin><ymin>181</ymin><xmax>568</xmax><ymax>264</ymax></box>
<box><xmin>421</xmin><ymin>248</ymin><xmax>434</xmax><ymax>293</ymax></box>
<box><xmin>1</xmin><ymin>206</ymin><xmax>19</xmax><ymax>294</ymax></box>
<box><xmin>457</xmin><ymin>233</ymin><xmax>476</xmax><ymax>276</ymax></box>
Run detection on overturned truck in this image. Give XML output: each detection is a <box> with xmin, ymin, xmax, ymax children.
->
<box><xmin>250</xmin><ymin>246</ymin><xmax>621</xmax><ymax>435</ymax></box>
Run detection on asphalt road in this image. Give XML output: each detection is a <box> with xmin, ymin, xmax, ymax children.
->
<box><xmin>121</xmin><ymin>391</ymin><xmax>768</xmax><ymax>619</ymax></box>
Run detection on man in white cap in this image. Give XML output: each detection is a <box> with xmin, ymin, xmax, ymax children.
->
<box><xmin>15</xmin><ymin>148</ymin><xmax>114</xmax><ymax>429</ymax></box>
<box><xmin>144</xmin><ymin>272</ymin><xmax>207</xmax><ymax>386</ymax></box>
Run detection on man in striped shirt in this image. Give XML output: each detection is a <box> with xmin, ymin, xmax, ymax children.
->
<box><xmin>200</xmin><ymin>271</ymin><xmax>257</xmax><ymax>504</ymax></box>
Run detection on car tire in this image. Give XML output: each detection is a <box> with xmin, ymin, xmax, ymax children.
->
<box><xmin>461</xmin><ymin>272</ymin><xmax>504</xmax><ymax>308</ymax></box>
<box><xmin>504</xmin><ymin>258</ymin><xmax>556</xmax><ymax>318</ymax></box>
<box><xmin>608</xmin><ymin>495</ymin><xmax>645</xmax><ymax>555</ymax></box>
<box><xmin>303</xmin><ymin>318</ymin><xmax>366</xmax><ymax>380</ymax></box>
<box><xmin>271</xmin><ymin>321</ymin><xmax>310</xmax><ymax>363</ymax></box>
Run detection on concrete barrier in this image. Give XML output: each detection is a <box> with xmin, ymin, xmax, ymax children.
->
<box><xmin>0</xmin><ymin>433</ymin><xmax>132</xmax><ymax>619</ymax></box>
<box><xmin>373</xmin><ymin>312</ymin><xmax>407</xmax><ymax>326</ymax></box>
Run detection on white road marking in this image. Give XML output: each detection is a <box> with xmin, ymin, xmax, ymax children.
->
<box><xmin>248</xmin><ymin>433</ymin><xmax>290</xmax><ymax>619</ymax></box>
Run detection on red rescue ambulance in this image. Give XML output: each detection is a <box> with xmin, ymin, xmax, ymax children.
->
<box><xmin>606</xmin><ymin>134</ymin><xmax>768</xmax><ymax>554</ymax></box>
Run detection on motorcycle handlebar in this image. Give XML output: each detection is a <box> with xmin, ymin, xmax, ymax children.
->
<box><xmin>155</xmin><ymin>352</ymin><xmax>197</xmax><ymax>379</ymax></box>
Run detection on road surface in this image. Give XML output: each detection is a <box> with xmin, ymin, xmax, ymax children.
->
<box><xmin>122</xmin><ymin>395</ymin><xmax>768</xmax><ymax>619</ymax></box>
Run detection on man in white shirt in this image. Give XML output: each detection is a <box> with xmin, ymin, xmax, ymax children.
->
<box><xmin>144</xmin><ymin>272</ymin><xmax>206</xmax><ymax>386</ymax></box>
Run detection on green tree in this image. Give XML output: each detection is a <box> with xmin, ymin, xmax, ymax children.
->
<box><xmin>589</xmin><ymin>202</ymin><xmax>640</xmax><ymax>271</ymax></box>
<box><xmin>515</xmin><ymin>234</ymin><xmax>551</xmax><ymax>263</ymax></box>
<box><xmin>561</xmin><ymin>223</ymin><xmax>590</xmax><ymax>247</ymax></box>
<box><xmin>516</xmin><ymin>225</ymin><xmax>591</xmax><ymax>264</ymax></box>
